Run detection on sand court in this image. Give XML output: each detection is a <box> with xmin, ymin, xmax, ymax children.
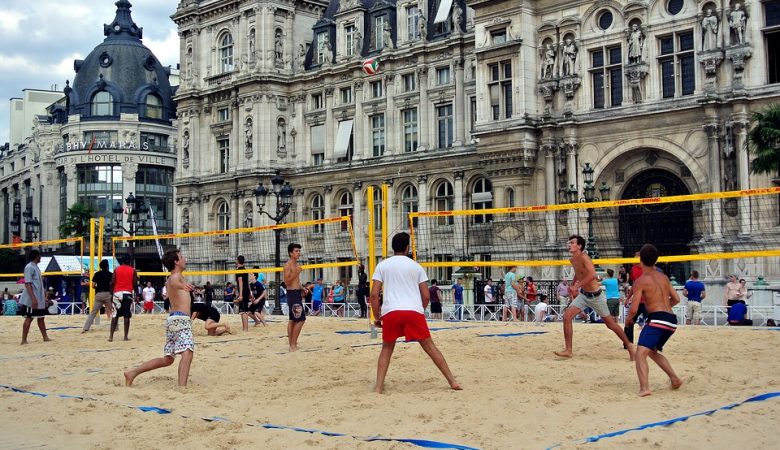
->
<box><xmin>0</xmin><ymin>314</ymin><xmax>778</xmax><ymax>449</ymax></box>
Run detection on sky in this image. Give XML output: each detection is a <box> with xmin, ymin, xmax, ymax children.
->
<box><xmin>0</xmin><ymin>0</ymin><xmax>180</xmax><ymax>146</ymax></box>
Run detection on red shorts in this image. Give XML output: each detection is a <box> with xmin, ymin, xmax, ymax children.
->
<box><xmin>381</xmin><ymin>310</ymin><xmax>431</xmax><ymax>343</ymax></box>
<box><xmin>143</xmin><ymin>301</ymin><xmax>154</xmax><ymax>312</ymax></box>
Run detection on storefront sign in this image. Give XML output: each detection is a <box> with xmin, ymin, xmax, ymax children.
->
<box><xmin>55</xmin><ymin>153</ymin><xmax>175</xmax><ymax>167</ymax></box>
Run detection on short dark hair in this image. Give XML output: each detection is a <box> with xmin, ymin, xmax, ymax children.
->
<box><xmin>237</xmin><ymin>255</ymin><xmax>245</xmax><ymax>264</ymax></box>
<box><xmin>569</xmin><ymin>235</ymin><xmax>585</xmax><ymax>251</ymax></box>
<box><xmin>691</xmin><ymin>270</ymin><xmax>699</xmax><ymax>278</ymax></box>
<box><xmin>119</xmin><ymin>254</ymin><xmax>131</xmax><ymax>265</ymax></box>
<box><xmin>99</xmin><ymin>259</ymin><xmax>109</xmax><ymax>270</ymax></box>
<box><xmin>161</xmin><ymin>248</ymin><xmax>180</xmax><ymax>271</ymax></box>
<box><xmin>607</xmin><ymin>269</ymin><xmax>614</xmax><ymax>277</ymax></box>
<box><xmin>431</xmin><ymin>279</ymin><xmax>437</xmax><ymax>285</ymax></box>
<box><xmin>639</xmin><ymin>244</ymin><xmax>659</xmax><ymax>267</ymax></box>
<box><xmin>526</xmin><ymin>276</ymin><xmax>533</xmax><ymax>282</ymax></box>
<box><xmin>288</xmin><ymin>243</ymin><xmax>301</xmax><ymax>255</ymax></box>
<box><xmin>391</xmin><ymin>232</ymin><xmax>410</xmax><ymax>253</ymax></box>
<box><xmin>28</xmin><ymin>249</ymin><xmax>40</xmax><ymax>262</ymax></box>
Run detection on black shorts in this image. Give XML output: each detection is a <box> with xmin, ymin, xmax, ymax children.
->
<box><xmin>207</xmin><ymin>308</ymin><xmax>221</xmax><ymax>323</ymax></box>
<box><xmin>249</xmin><ymin>300</ymin><xmax>265</xmax><ymax>313</ymax></box>
<box><xmin>287</xmin><ymin>290</ymin><xmax>306</xmax><ymax>322</ymax></box>
<box><xmin>116</xmin><ymin>294</ymin><xmax>133</xmax><ymax>319</ymax></box>
<box><xmin>430</xmin><ymin>302</ymin><xmax>442</xmax><ymax>314</ymax></box>
<box><xmin>19</xmin><ymin>305</ymin><xmax>47</xmax><ymax>319</ymax></box>
<box><xmin>237</xmin><ymin>299</ymin><xmax>250</xmax><ymax>313</ymax></box>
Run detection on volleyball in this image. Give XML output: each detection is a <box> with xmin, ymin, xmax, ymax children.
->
<box><xmin>362</xmin><ymin>57</ymin><xmax>379</xmax><ymax>75</ymax></box>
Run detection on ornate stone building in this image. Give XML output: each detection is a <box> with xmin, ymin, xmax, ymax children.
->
<box><xmin>172</xmin><ymin>0</ymin><xmax>780</xmax><ymax>283</ymax></box>
<box><xmin>0</xmin><ymin>1</ymin><xmax>178</xmax><ymax>261</ymax></box>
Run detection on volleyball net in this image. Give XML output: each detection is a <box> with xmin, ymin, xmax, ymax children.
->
<box><xmin>0</xmin><ymin>237</ymin><xmax>86</xmax><ymax>278</ymax></box>
<box><xmin>409</xmin><ymin>187</ymin><xmax>780</xmax><ymax>283</ymax></box>
<box><xmin>112</xmin><ymin>216</ymin><xmax>360</xmax><ymax>281</ymax></box>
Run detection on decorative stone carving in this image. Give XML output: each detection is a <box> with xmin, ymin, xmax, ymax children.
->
<box><xmin>274</xmin><ymin>29</ymin><xmax>284</xmax><ymax>68</ymax></box>
<box><xmin>559</xmin><ymin>74</ymin><xmax>581</xmax><ymax>115</ymax></box>
<box><xmin>296</xmin><ymin>44</ymin><xmax>306</xmax><ymax>72</ymax></box>
<box><xmin>123</xmin><ymin>162</ymin><xmax>138</xmax><ymax>181</ymax></box>
<box><xmin>627</xmin><ymin>24</ymin><xmax>645</xmax><ymax>64</ymax></box>
<box><xmin>700</xmin><ymin>8</ymin><xmax>720</xmax><ymax>51</ymax></box>
<box><xmin>244</xmin><ymin>117</ymin><xmax>253</xmax><ymax>159</ymax></box>
<box><xmin>624</xmin><ymin>62</ymin><xmax>649</xmax><ymax>104</ymax></box>
<box><xmin>697</xmin><ymin>50</ymin><xmax>725</xmax><ymax>93</ymax></box>
<box><xmin>182</xmin><ymin>130</ymin><xmax>190</xmax><ymax>168</ymax></box>
<box><xmin>537</xmin><ymin>79</ymin><xmax>559</xmax><ymax>116</ymax></box>
<box><xmin>277</xmin><ymin>118</ymin><xmax>287</xmax><ymax>157</ymax></box>
<box><xmin>540</xmin><ymin>43</ymin><xmax>556</xmax><ymax>80</ymax></box>
<box><xmin>451</xmin><ymin>1</ymin><xmax>463</xmax><ymax>34</ymax></box>
<box><xmin>726</xmin><ymin>45</ymin><xmax>752</xmax><ymax>90</ymax></box>
<box><xmin>560</xmin><ymin>38</ymin><xmax>577</xmax><ymax>76</ymax></box>
<box><xmin>728</xmin><ymin>3</ymin><xmax>748</xmax><ymax>45</ymax></box>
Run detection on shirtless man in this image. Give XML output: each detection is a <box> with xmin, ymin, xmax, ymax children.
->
<box><xmin>124</xmin><ymin>248</ymin><xmax>195</xmax><ymax>387</ymax></box>
<box><xmin>627</xmin><ymin>244</ymin><xmax>683</xmax><ymax>397</ymax></box>
<box><xmin>283</xmin><ymin>243</ymin><xmax>308</xmax><ymax>352</ymax></box>
<box><xmin>555</xmin><ymin>235</ymin><xmax>634</xmax><ymax>360</ymax></box>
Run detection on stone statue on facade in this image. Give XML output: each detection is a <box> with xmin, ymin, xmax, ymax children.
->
<box><xmin>297</xmin><ymin>44</ymin><xmax>306</xmax><ymax>71</ymax></box>
<box><xmin>729</xmin><ymin>3</ymin><xmax>747</xmax><ymax>45</ymax></box>
<box><xmin>182</xmin><ymin>130</ymin><xmax>190</xmax><ymax>167</ymax></box>
<box><xmin>274</xmin><ymin>30</ymin><xmax>284</xmax><ymax>67</ymax></box>
<box><xmin>541</xmin><ymin>43</ymin><xmax>556</xmax><ymax>79</ymax></box>
<box><xmin>419</xmin><ymin>13</ymin><xmax>427</xmax><ymax>41</ymax></box>
<box><xmin>627</xmin><ymin>24</ymin><xmax>645</xmax><ymax>63</ymax></box>
<box><xmin>277</xmin><ymin>119</ymin><xmax>287</xmax><ymax>152</ymax></box>
<box><xmin>451</xmin><ymin>1</ymin><xmax>463</xmax><ymax>33</ymax></box>
<box><xmin>353</xmin><ymin>28</ymin><xmax>363</xmax><ymax>56</ymax></box>
<box><xmin>383</xmin><ymin>21</ymin><xmax>393</xmax><ymax>50</ymax></box>
<box><xmin>701</xmin><ymin>8</ymin><xmax>719</xmax><ymax>51</ymax></box>
<box><xmin>561</xmin><ymin>38</ymin><xmax>577</xmax><ymax>76</ymax></box>
<box><xmin>249</xmin><ymin>29</ymin><xmax>256</xmax><ymax>61</ymax></box>
<box><xmin>244</xmin><ymin>118</ymin><xmax>253</xmax><ymax>156</ymax></box>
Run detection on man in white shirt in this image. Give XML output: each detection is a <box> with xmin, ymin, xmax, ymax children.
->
<box><xmin>534</xmin><ymin>293</ymin><xmax>555</xmax><ymax>324</ymax></box>
<box><xmin>370</xmin><ymin>232</ymin><xmax>461</xmax><ymax>394</ymax></box>
<box><xmin>142</xmin><ymin>282</ymin><xmax>156</xmax><ymax>314</ymax></box>
<box><xmin>483</xmin><ymin>279</ymin><xmax>494</xmax><ymax>303</ymax></box>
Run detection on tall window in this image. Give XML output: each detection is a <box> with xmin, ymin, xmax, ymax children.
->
<box><xmin>401</xmin><ymin>184</ymin><xmax>418</xmax><ymax>229</ymax></box>
<box><xmin>470</xmin><ymin>96</ymin><xmax>477</xmax><ymax>131</ymax></box>
<box><xmin>370</xmin><ymin>80</ymin><xmax>384</xmax><ymax>98</ymax></box>
<box><xmin>219</xmin><ymin>33</ymin><xmax>234</xmax><ymax>73</ymax></box>
<box><xmin>144</xmin><ymin>94</ymin><xmax>162</xmax><ymax>119</ymax></box>
<box><xmin>436</xmin><ymin>66</ymin><xmax>451</xmax><ymax>85</ymax></box>
<box><xmin>340</xmin><ymin>87</ymin><xmax>353</xmax><ymax>105</ymax></box>
<box><xmin>217</xmin><ymin>201</ymin><xmax>230</xmax><ymax>231</ymax></box>
<box><xmin>590</xmin><ymin>46</ymin><xmax>623</xmax><ymax>109</ymax></box>
<box><xmin>339</xmin><ymin>192</ymin><xmax>353</xmax><ymax>232</ymax></box>
<box><xmin>135</xmin><ymin>166</ymin><xmax>174</xmax><ymax>233</ymax></box>
<box><xmin>659</xmin><ymin>31</ymin><xmax>695</xmax><ymax>98</ymax></box>
<box><xmin>403</xmin><ymin>73</ymin><xmax>416</xmax><ymax>92</ymax></box>
<box><xmin>488</xmin><ymin>61</ymin><xmax>513</xmax><ymax>119</ymax></box>
<box><xmin>311</xmin><ymin>124</ymin><xmax>325</xmax><ymax>165</ymax></box>
<box><xmin>371</xmin><ymin>114</ymin><xmax>385</xmax><ymax>156</ymax></box>
<box><xmin>312</xmin><ymin>93</ymin><xmax>324</xmax><ymax>109</ymax></box>
<box><xmin>218</xmin><ymin>137</ymin><xmax>229</xmax><ymax>173</ymax></box>
<box><xmin>434</xmin><ymin>181</ymin><xmax>454</xmax><ymax>225</ymax></box>
<box><xmin>436</xmin><ymin>104</ymin><xmax>454</xmax><ymax>149</ymax></box>
<box><xmin>765</xmin><ymin>1</ymin><xmax>780</xmax><ymax>83</ymax></box>
<box><xmin>402</xmin><ymin>108</ymin><xmax>418</xmax><ymax>152</ymax></box>
<box><xmin>311</xmin><ymin>194</ymin><xmax>324</xmax><ymax>233</ymax></box>
<box><xmin>316</xmin><ymin>32</ymin><xmax>328</xmax><ymax>64</ymax></box>
<box><xmin>76</xmin><ymin>165</ymin><xmax>123</xmax><ymax>220</ymax></box>
<box><xmin>372</xmin><ymin>188</ymin><xmax>383</xmax><ymax>227</ymax></box>
<box><xmin>472</xmin><ymin>178</ymin><xmax>493</xmax><ymax>224</ymax></box>
<box><xmin>374</xmin><ymin>15</ymin><xmax>387</xmax><ymax>50</ymax></box>
<box><xmin>140</xmin><ymin>133</ymin><xmax>168</xmax><ymax>152</ymax></box>
<box><xmin>345</xmin><ymin>24</ymin><xmax>356</xmax><ymax>57</ymax></box>
<box><xmin>218</xmin><ymin>107</ymin><xmax>230</xmax><ymax>122</ymax></box>
<box><xmin>407</xmin><ymin>5</ymin><xmax>420</xmax><ymax>41</ymax></box>
<box><xmin>90</xmin><ymin>91</ymin><xmax>113</xmax><ymax>116</ymax></box>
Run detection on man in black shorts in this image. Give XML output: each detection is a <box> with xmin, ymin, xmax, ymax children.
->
<box><xmin>249</xmin><ymin>269</ymin><xmax>267</xmax><ymax>326</ymax></box>
<box><xmin>236</xmin><ymin>255</ymin><xmax>250</xmax><ymax>332</ymax></box>
<box><xmin>20</xmin><ymin>250</ymin><xmax>51</xmax><ymax>345</ymax></box>
<box><xmin>191</xmin><ymin>302</ymin><xmax>230</xmax><ymax>336</ymax></box>
<box><xmin>283</xmin><ymin>243</ymin><xmax>307</xmax><ymax>352</ymax></box>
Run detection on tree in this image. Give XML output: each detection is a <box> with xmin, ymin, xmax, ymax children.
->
<box><xmin>58</xmin><ymin>202</ymin><xmax>94</xmax><ymax>239</ymax></box>
<box><xmin>748</xmin><ymin>104</ymin><xmax>780</xmax><ymax>175</ymax></box>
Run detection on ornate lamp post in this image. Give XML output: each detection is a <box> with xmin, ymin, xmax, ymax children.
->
<box><xmin>565</xmin><ymin>163</ymin><xmax>611</xmax><ymax>259</ymax></box>
<box><xmin>254</xmin><ymin>171</ymin><xmax>294</xmax><ymax>315</ymax></box>
<box><xmin>112</xmin><ymin>193</ymin><xmax>146</xmax><ymax>266</ymax></box>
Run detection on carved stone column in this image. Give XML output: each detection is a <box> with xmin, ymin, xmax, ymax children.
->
<box><xmin>543</xmin><ymin>142</ymin><xmax>558</xmax><ymax>244</ymax></box>
<box><xmin>353</xmin><ymin>81</ymin><xmax>365</xmax><ymax>160</ymax></box>
<box><xmin>730</xmin><ymin>117</ymin><xmax>751</xmax><ymax>234</ymax></box>
<box><xmin>384</xmin><ymin>73</ymin><xmax>396</xmax><ymax>155</ymax></box>
<box><xmin>417</xmin><ymin>174</ymin><xmax>428</xmax><ymax>213</ymax></box>
<box><xmin>324</xmin><ymin>87</ymin><xmax>335</xmax><ymax>162</ymax></box>
<box><xmin>453</xmin><ymin>58</ymin><xmax>466</xmax><ymax>146</ymax></box>
<box><xmin>417</xmin><ymin>66</ymin><xmax>430</xmax><ymax>150</ymax></box>
<box><xmin>624</xmin><ymin>62</ymin><xmax>649</xmax><ymax>104</ymax></box>
<box><xmin>453</xmin><ymin>170</ymin><xmax>465</xmax><ymax>258</ymax></box>
<box><xmin>704</xmin><ymin>122</ymin><xmax>723</xmax><ymax>237</ymax></box>
<box><xmin>538</xmin><ymin>80</ymin><xmax>558</xmax><ymax>117</ymax></box>
<box><xmin>697</xmin><ymin>50</ymin><xmax>725</xmax><ymax>94</ymax></box>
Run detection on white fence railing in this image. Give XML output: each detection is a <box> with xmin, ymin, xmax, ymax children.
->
<box><xmin>38</xmin><ymin>300</ymin><xmax>777</xmax><ymax>327</ymax></box>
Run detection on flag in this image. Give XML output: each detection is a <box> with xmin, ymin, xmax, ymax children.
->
<box><xmin>87</xmin><ymin>136</ymin><xmax>96</xmax><ymax>154</ymax></box>
<box><xmin>148</xmin><ymin>205</ymin><xmax>166</xmax><ymax>272</ymax></box>
<box><xmin>362</xmin><ymin>57</ymin><xmax>379</xmax><ymax>75</ymax></box>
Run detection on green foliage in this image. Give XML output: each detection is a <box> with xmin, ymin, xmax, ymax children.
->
<box><xmin>748</xmin><ymin>104</ymin><xmax>780</xmax><ymax>175</ymax></box>
<box><xmin>58</xmin><ymin>202</ymin><xmax>94</xmax><ymax>239</ymax></box>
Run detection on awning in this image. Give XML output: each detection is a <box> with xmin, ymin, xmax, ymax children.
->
<box><xmin>37</xmin><ymin>257</ymin><xmax>52</xmax><ymax>274</ymax></box>
<box><xmin>51</xmin><ymin>255</ymin><xmax>82</xmax><ymax>273</ymax></box>
<box><xmin>434</xmin><ymin>0</ymin><xmax>453</xmax><ymax>24</ymax></box>
<box><xmin>311</xmin><ymin>124</ymin><xmax>325</xmax><ymax>154</ymax></box>
<box><xmin>333</xmin><ymin>120</ymin><xmax>354</xmax><ymax>158</ymax></box>
<box><xmin>81</xmin><ymin>256</ymin><xmax>119</xmax><ymax>272</ymax></box>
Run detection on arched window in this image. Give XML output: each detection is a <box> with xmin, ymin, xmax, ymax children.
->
<box><xmin>472</xmin><ymin>178</ymin><xmax>493</xmax><ymax>224</ymax></box>
<box><xmin>434</xmin><ymin>181</ymin><xmax>454</xmax><ymax>225</ymax></box>
<box><xmin>506</xmin><ymin>187</ymin><xmax>516</xmax><ymax>219</ymax></box>
<box><xmin>401</xmin><ymin>184</ymin><xmax>418</xmax><ymax>229</ymax></box>
<box><xmin>145</xmin><ymin>94</ymin><xmax>162</xmax><ymax>119</ymax></box>
<box><xmin>339</xmin><ymin>192</ymin><xmax>353</xmax><ymax>232</ymax></box>
<box><xmin>220</xmin><ymin>33</ymin><xmax>234</xmax><ymax>73</ymax></box>
<box><xmin>217</xmin><ymin>201</ymin><xmax>230</xmax><ymax>231</ymax></box>
<box><xmin>91</xmin><ymin>91</ymin><xmax>113</xmax><ymax>116</ymax></box>
<box><xmin>311</xmin><ymin>194</ymin><xmax>324</xmax><ymax>233</ymax></box>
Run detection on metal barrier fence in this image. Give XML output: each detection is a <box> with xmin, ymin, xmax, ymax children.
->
<box><xmin>44</xmin><ymin>301</ymin><xmax>777</xmax><ymax>327</ymax></box>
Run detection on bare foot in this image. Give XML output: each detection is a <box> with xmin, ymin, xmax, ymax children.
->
<box><xmin>671</xmin><ymin>377</ymin><xmax>684</xmax><ymax>390</ymax></box>
<box><xmin>289</xmin><ymin>345</ymin><xmax>298</xmax><ymax>352</ymax></box>
<box><xmin>43</xmin><ymin>338</ymin><xmax>52</xmax><ymax>342</ymax></box>
<box><xmin>450</xmin><ymin>382</ymin><xmax>463</xmax><ymax>390</ymax></box>
<box><xmin>108</xmin><ymin>338</ymin><xmax>113</xmax><ymax>342</ymax></box>
<box><xmin>374</xmin><ymin>385</ymin><xmax>383</xmax><ymax>394</ymax></box>
<box><xmin>554</xmin><ymin>350</ymin><xmax>573</xmax><ymax>358</ymax></box>
<box><xmin>627</xmin><ymin>344</ymin><xmax>636</xmax><ymax>361</ymax></box>
<box><xmin>20</xmin><ymin>340</ymin><xmax>28</xmax><ymax>345</ymax></box>
<box><xmin>81</xmin><ymin>330</ymin><xmax>88</xmax><ymax>334</ymax></box>
<box><xmin>124</xmin><ymin>370</ymin><xmax>135</xmax><ymax>387</ymax></box>
<box><xmin>638</xmin><ymin>389</ymin><xmax>652</xmax><ymax>397</ymax></box>
<box><xmin>123</xmin><ymin>337</ymin><xmax>130</xmax><ymax>341</ymax></box>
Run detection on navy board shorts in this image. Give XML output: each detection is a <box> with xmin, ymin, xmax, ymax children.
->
<box><xmin>287</xmin><ymin>289</ymin><xmax>306</xmax><ymax>322</ymax></box>
<box><xmin>637</xmin><ymin>311</ymin><xmax>678</xmax><ymax>352</ymax></box>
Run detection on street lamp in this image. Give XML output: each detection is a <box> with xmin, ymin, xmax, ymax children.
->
<box><xmin>112</xmin><ymin>193</ymin><xmax>146</xmax><ymax>266</ymax></box>
<box><xmin>254</xmin><ymin>171</ymin><xmax>294</xmax><ymax>315</ymax></box>
<box><xmin>24</xmin><ymin>216</ymin><xmax>41</xmax><ymax>242</ymax></box>
<box><xmin>565</xmin><ymin>163</ymin><xmax>611</xmax><ymax>259</ymax></box>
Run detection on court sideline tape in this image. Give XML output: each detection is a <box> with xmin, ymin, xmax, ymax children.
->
<box><xmin>545</xmin><ymin>391</ymin><xmax>780</xmax><ymax>448</ymax></box>
<box><xmin>0</xmin><ymin>383</ymin><xmax>478</xmax><ymax>450</ymax></box>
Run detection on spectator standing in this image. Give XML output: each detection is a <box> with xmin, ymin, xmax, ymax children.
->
<box><xmin>683</xmin><ymin>271</ymin><xmax>706</xmax><ymax>325</ymax></box>
<box><xmin>524</xmin><ymin>276</ymin><xmax>537</xmax><ymax>321</ymax></box>
<box><xmin>332</xmin><ymin>280</ymin><xmax>346</xmax><ymax>316</ymax></box>
<box><xmin>310</xmin><ymin>278</ymin><xmax>324</xmax><ymax>316</ymax></box>
<box><xmin>223</xmin><ymin>282</ymin><xmax>235</xmax><ymax>312</ymax></box>
<box><xmin>739</xmin><ymin>279</ymin><xmax>752</xmax><ymax>301</ymax></box>
<box><xmin>429</xmin><ymin>279</ymin><xmax>442</xmax><ymax>320</ymax></box>
<box><xmin>356</xmin><ymin>264</ymin><xmax>369</xmax><ymax>318</ymax></box>
<box><xmin>502</xmin><ymin>266</ymin><xmax>520</xmax><ymax>321</ymax></box>
<box><xmin>452</xmin><ymin>278</ymin><xmax>464</xmax><ymax>320</ymax></box>
<box><xmin>557</xmin><ymin>278</ymin><xmax>570</xmax><ymax>306</ymax></box>
<box><xmin>483</xmin><ymin>279</ymin><xmax>494</xmax><ymax>303</ymax></box>
<box><xmin>601</xmin><ymin>269</ymin><xmax>621</xmax><ymax>322</ymax></box>
<box><xmin>162</xmin><ymin>284</ymin><xmax>169</xmax><ymax>312</ymax></box>
<box><xmin>724</xmin><ymin>274</ymin><xmax>743</xmax><ymax>307</ymax></box>
<box><xmin>142</xmin><ymin>282</ymin><xmax>156</xmax><ymax>313</ymax></box>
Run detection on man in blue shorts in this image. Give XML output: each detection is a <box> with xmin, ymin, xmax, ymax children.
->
<box><xmin>627</xmin><ymin>244</ymin><xmax>683</xmax><ymax>397</ymax></box>
<box><xmin>310</xmin><ymin>278</ymin><xmax>324</xmax><ymax>316</ymax></box>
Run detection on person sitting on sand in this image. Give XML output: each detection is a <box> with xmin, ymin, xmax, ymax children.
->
<box><xmin>626</xmin><ymin>244</ymin><xmax>683</xmax><ymax>397</ymax></box>
<box><xmin>191</xmin><ymin>302</ymin><xmax>231</xmax><ymax>336</ymax></box>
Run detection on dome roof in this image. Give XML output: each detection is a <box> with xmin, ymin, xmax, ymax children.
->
<box><xmin>66</xmin><ymin>0</ymin><xmax>175</xmax><ymax>123</ymax></box>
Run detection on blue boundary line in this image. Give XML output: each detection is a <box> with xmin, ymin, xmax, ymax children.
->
<box><xmin>477</xmin><ymin>331</ymin><xmax>547</xmax><ymax>337</ymax></box>
<box><xmin>546</xmin><ymin>391</ymin><xmax>780</xmax><ymax>448</ymax></box>
<box><xmin>0</xmin><ymin>383</ymin><xmax>479</xmax><ymax>449</ymax></box>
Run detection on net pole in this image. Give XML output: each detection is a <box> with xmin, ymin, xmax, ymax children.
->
<box><xmin>381</xmin><ymin>184</ymin><xmax>388</xmax><ymax>258</ymax></box>
<box><xmin>367</xmin><ymin>186</ymin><xmax>377</xmax><ymax>338</ymax></box>
<box><xmin>88</xmin><ymin>220</ymin><xmax>96</xmax><ymax>312</ymax></box>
